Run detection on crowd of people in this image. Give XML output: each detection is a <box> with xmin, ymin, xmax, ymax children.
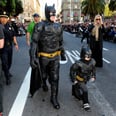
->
<box><xmin>0</xmin><ymin>3</ymin><xmax>115</xmax><ymax>115</ymax></box>
<box><xmin>62</xmin><ymin>18</ymin><xmax>116</xmax><ymax>43</ymax></box>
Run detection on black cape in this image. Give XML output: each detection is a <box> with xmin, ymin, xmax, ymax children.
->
<box><xmin>30</xmin><ymin>68</ymin><xmax>42</xmax><ymax>97</ymax></box>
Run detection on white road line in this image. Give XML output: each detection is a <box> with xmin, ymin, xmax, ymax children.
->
<box><xmin>103</xmin><ymin>48</ymin><xmax>109</xmax><ymax>51</ymax></box>
<box><xmin>8</xmin><ymin>67</ymin><xmax>31</xmax><ymax>116</ymax></box>
<box><xmin>88</xmin><ymin>83</ymin><xmax>116</xmax><ymax>116</ymax></box>
<box><xmin>8</xmin><ymin>50</ymin><xmax>111</xmax><ymax>116</ymax></box>
<box><xmin>103</xmin><ymin>58</ymin><xmax>111</xmax><ymax>64</ymax></box>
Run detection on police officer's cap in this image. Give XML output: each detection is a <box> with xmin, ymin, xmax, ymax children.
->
<box><xmin>0</xmin><ymin>11</ymin><xmax>9</xmax><ymax>18</ymax></box>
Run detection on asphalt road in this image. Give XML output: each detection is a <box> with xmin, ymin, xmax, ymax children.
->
<box><xmin>3</xmin><ymin>32</ymin><xmax>116</xmax><ymax>116</ymax></box>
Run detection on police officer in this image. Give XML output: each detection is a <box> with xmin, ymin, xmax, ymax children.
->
<box><xmin>1</xmin><ymin>16</ymin><xmax>18</xmax><ymax>85</ymax></box>
<box><xmin>30</xmin><ymin>4</ymin><xmax>66</xmax><ymax>109</ymax></box>
<box><xmin>0</xmin><ymin>10</ymin><xmax>8</xmax><ymax>116</ymax></box>
<box><xmin>70</xmin><ymin>45</ymin><xmax>96</xmax><ymax>111</ymax></box>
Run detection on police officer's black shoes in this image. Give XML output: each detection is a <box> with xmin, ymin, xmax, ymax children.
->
<box><xmin>8</xmin><ymin>72</ymin><xmax>13</xmax><ymax>77</ymax></box>
<box><xmin>50</xmin><ymin>96</ymin><xmax>60</xmax><ymax>109</ymax></box>
<box><xmin>6</xmin><ymin>79</ymin><xmax>11</xmax><ymax>85</ymax></box>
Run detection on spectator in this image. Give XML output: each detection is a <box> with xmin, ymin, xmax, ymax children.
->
<box><xmin>81</xmin><ymin>23</ymin><xmax>90</xmax><ymax>44</ymax></box>
<box><xmin>26</xmin><ymin>13</ymin><xmax>40</xmax><ymax>46</ymax></box>
<box><xmin>89</xmin><ymin>14</ymin><xmax>104</xmax><ymax>67</ymax></box>
<box><xmin>26</xmin><ymin>13</ymin><xmax>41</xmax><ymax>96</ymax></box>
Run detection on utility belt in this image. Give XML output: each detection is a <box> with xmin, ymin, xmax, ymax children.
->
<box><xmin>76</xmin><ymin>75</ymin><xmax>84</xmax><ymax>82</ymax></box>
<box><xmin>38</xmin><ymin>51</ymin><xmax>61</xmax><ymax>58</ymax></box>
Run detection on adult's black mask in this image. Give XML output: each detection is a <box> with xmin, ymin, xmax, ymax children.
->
<box><xmin>45</xmin><ymin>3</ymin><xmax>56</xmax><ymax>21</ymax></box>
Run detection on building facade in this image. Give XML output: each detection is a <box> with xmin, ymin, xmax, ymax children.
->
<box><xmin>61</xmin><ymin>0</ymin><xmax>81</xmax><ymax>23</ymax></box>
<box><xmin>19</xmin><ymin>0</ymin><xmax>40</xmax><ymax>23</ymax></box>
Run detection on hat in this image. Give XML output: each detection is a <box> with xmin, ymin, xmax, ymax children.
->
<box><xmin>32</xmin><ymin>13</ymin><xmax>40</xmax><ymax>17</ymax></box>
<box><xmin>0</xmin><ymin>11</ymin><xmax>9</xmax><ymax>18</ymax></box>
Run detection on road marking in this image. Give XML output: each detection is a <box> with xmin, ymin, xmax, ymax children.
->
<box><xmin>65</xmin><ymin>50</ymin><xmax>111</xmax><ymax>64</ymax></box>
<box><xmin>8</xmin><ymin>50</ymin><xmax>111</xmax><ymax>116</ymax></box>
<box><xmin>103</xmin><ymin>48</ymin><xmax>109</xmax><ymax>51</ymax></box>
<box><xmin>65</xmin><ymin>50</ymin><xmax>80</xmax><ymax>63</ymax></box>
<box><xmin>103</xmin><ymin>58</ymin><xmax>111</xmax><ymax>64</ymax></box>
<box><xmin>8</xmin><ymin>67</ymin><xmax>31</xmax><ymax>116</ymax></box>
<box><xmin>88</xmin><ymin>83</ymin><xmax>116</xmax><ymax>116</ymax></box>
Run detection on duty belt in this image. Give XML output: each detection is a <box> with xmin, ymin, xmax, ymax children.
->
<box><xmin>76</xmin><ymin>75</ymin><xmax>84</xmax><ymax>82</ymax></box>
<box><xmin>5</xmin><ymin>42</ymin><xmax>11</xmax><ymax>46</ymax></box>
<box><xmin>38</xmin><ymin>51</ymin><xmax>61</xmax><ymax>58</ymax></box>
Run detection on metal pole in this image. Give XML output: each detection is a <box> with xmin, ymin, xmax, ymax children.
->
<box><xmin>70</xmin><ymin>0</ymin><xmax>71</xmax><ymax>24</ymax></box>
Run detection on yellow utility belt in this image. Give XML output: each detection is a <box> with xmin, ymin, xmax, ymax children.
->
<box><xmin>76</xmin><ymin>75</ymin><xmax>84</xmax><ymax>82</ymax></box>
<box><xmin>38</xmin><ymin>51</ymin><xmax>61</xmax><ymax>58</ymax></box>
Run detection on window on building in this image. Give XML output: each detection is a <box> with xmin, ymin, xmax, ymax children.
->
<box><xmin>74</xmin><ymin>5</ymin><xmax>77</xmax><ymax>9</ymax></box>
<box><xmin>68</xmin><ymin>4</ymin><xmax>71</xmax><ymax>9</ymax></box>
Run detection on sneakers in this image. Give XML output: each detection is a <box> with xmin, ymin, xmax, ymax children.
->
<box><xmin>83</xmin><ymin>103</ymin><xmax>91</xmax><ymax>111</ymax></box>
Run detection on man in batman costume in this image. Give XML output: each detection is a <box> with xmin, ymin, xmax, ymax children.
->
<box><xmin>29</xmin><ymin>4</ymin><xmax>66</xmax><ymax>109</ymax></box>
<box><xmin>70</xmin><ymin>45</ymin><xmax>96</xmax><ymax>111</ymax></box>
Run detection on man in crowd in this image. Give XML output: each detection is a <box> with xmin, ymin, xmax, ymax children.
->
<box><xmin>0</xmin><ymin>10</ymin><xmax>8</xmax><ymax>116</ymax></box>
<box><xmin>1</xmin><ymin>16</ymin><xmax>19</xmax><ymax>85</ymax></box>
<box><xmin>26</xmin><ymin>13</ymin><xmax>40</xmax><ymax>46</ymax></box>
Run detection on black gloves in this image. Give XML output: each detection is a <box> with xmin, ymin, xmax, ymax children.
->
<box><xmin>61</xmin><ymin>54</ymin><xmax>66</xmax><ymax>61</ymax></box>
<box><xmin>29</xmin><ymin>42</ymin><xmax>39</xmax><ymax>69</ymax></box>
<box><xmin>30</xmin><ymin>57</ymin><xmax>39</xmax><ymax>69</ymax></box>
<box><xmin>60</xmin><ymin>49</ymin><xmax>66</xmax><ymax>61</ymax></box>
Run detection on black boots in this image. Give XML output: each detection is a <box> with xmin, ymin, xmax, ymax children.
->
<box><xmin>42</xmin><ymin>84</ymin><xmax>48</xmax><ymax>92</ymax></box>
<box><xmin>42</xmin><ymin>80</ymin><xmax>48</xmax><ymax>92</ymax></box>
<box><xmin>6</xmin><ymin>75</ymin><xmax>11</xmax><ymax>85</ymax></box>
<box><xmin>50</xmin><ymin>82</ymin><xmax>60</xmax><ymax>109</ymax></box>
<box><xmin>6</xmin><ymin>78</ymin><xmax>11</xmax><ymax>85</ymax></box>
<box><xmin>72</xmin><ymin>84</ymin><xmax>82</xmax><ymax>100</ymax></box>
<box><xmin>50</xmin><ymin>95</ymin><xmax>60</xmax><ymax>109</ymax></box>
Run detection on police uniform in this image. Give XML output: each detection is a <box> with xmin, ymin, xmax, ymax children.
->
<box><xmin>0</xmin><ymin>24</ymin><xmax>4</xmax><ymax>115</ymax></box>
<box><xmin>0</xmin><ymin>10</ymin><xmax>9</xmax><ymax>115</ymax></box>
<box><xmin>1</xmin><ymin>22</ymin><xmax>16</xmax><ymax>85</ymax></box>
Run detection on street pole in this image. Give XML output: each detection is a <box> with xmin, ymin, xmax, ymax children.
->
<box><xmin>70</xmin><ymin>0</ymin><xmax>71</xmax><ymax>24</ymax></box>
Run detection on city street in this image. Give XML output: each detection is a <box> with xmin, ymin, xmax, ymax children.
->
<box><xmin>3</xmin><ymin>32</ymin><xmax>116</xmax><ymax>116</ymax></box>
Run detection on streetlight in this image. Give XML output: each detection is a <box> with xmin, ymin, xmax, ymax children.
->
<box><xmin>70</xmin><ymin>0</ymin><xmax>71</xmax><ymax>24</ymax></box>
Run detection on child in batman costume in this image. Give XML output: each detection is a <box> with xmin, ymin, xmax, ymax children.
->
<box><xmin>70</xmin><ymin>45</ymin><xmax>96</xmax><ymax>111</ymax></box>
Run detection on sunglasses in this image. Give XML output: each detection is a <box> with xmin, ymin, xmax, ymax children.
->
<box><xmin>96</xmin><ymin>18</ymin><xmax>100</xmax><ymax>21</ymax></box>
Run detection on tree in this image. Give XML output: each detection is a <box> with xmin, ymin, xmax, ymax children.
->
<box><xmin>109</xmin><ymin>0</ymin><xmax>116</xmax><ymax>11</ymax></box>
<box><xmin>0</xmin><ymin>0</ymin><xmax>23</xmax><ymax>17</ymax></box>
<box><xmin>81</xmin><ymin>0</ymin><xmax>105</xmax><ymax>19</ymax></box>
<box><xmin>0</xmin><ymin>0</ymin><xmax>7</xmax><ymax>11</ymax></box>
<box><xmin>14</xmin><ymin>0</ymin><xmax>23</xmax><ymax>17</ymax></box>
<box><xmin>5</xmin><ymin>0</ymin><xmax>16</xmax><ymax>16</ymax></box>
